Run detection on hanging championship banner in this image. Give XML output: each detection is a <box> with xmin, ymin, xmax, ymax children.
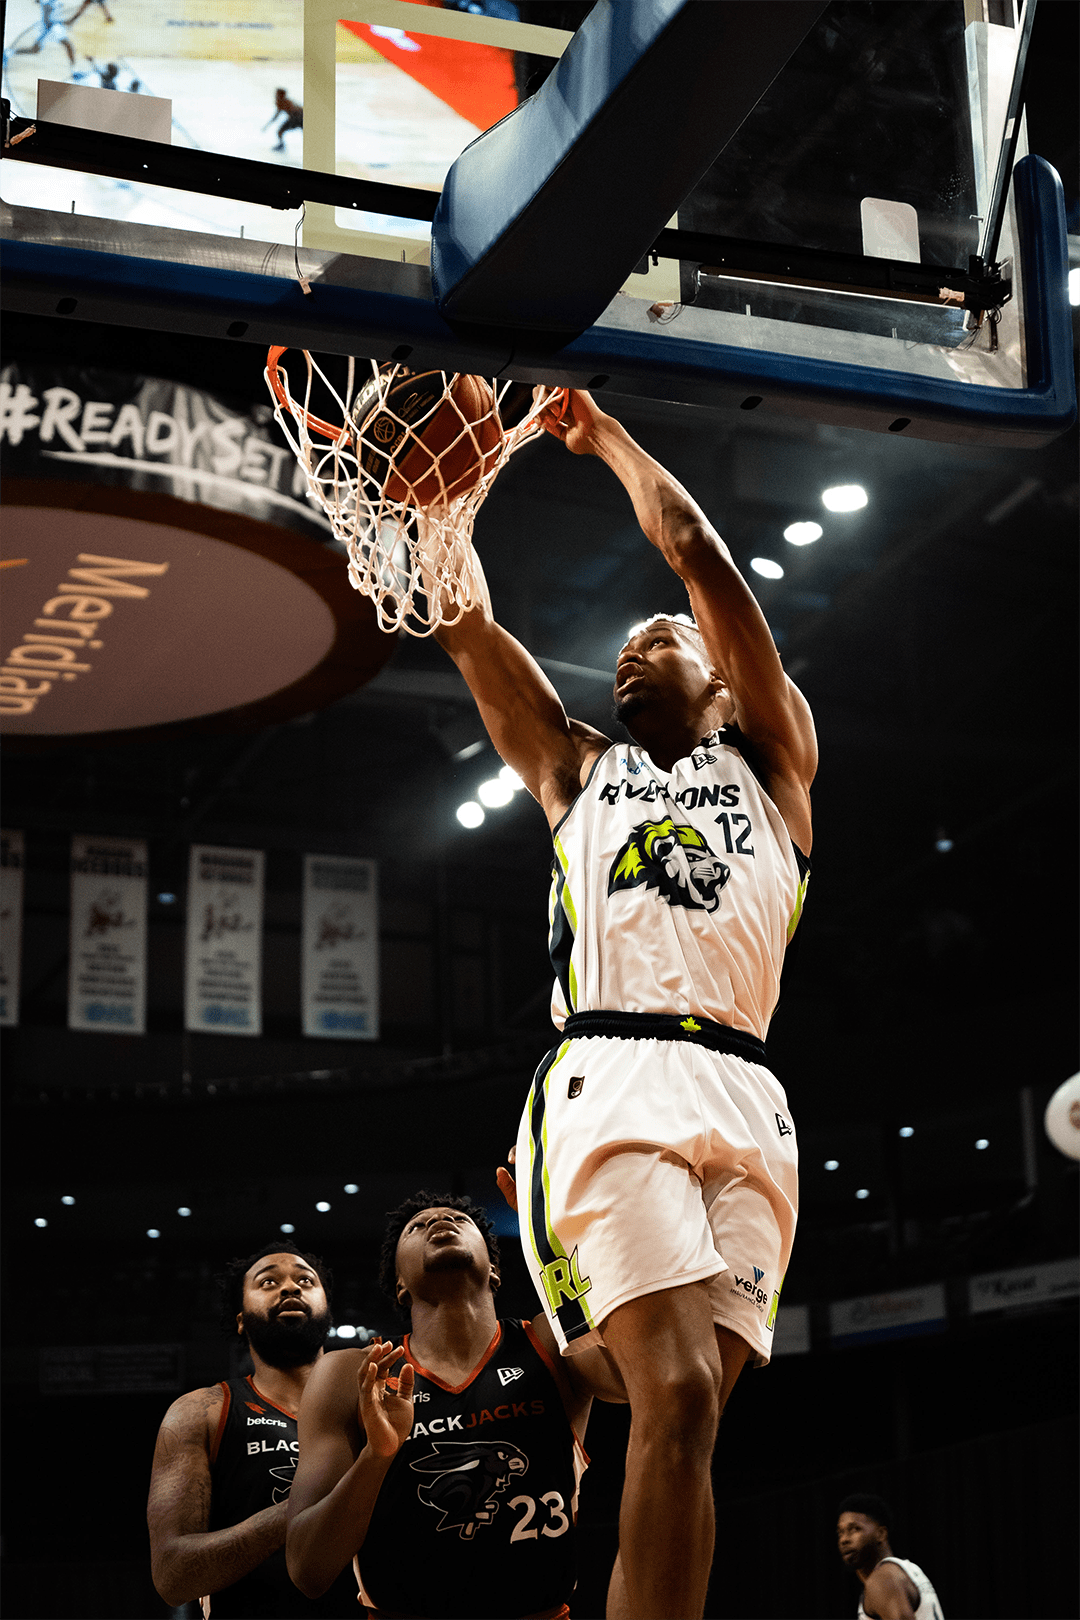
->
<box><xmin>0</xmin><ymin>829</ymin><xmax>25</xmax><ymax>1027</ymax></box>
<box><xmin>185</xmin><ymin>845</ymin><xmax>263</xmax><ymax>1035</ymax></box>
<box><xmin>301</xmin><ymin>856</ymin><xmax>379</xmax><ymax>1041</ymax></box>
<box><xmin>68</xmin><ymin>835</ymin><xmax>148</xmax><ymax>1033</ymax></box>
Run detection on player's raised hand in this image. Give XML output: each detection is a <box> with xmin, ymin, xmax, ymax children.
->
<box><xmin>539</xmin><ymin>389</ymin><xmax>608</xmax><ymax>455</ymax></box>
<box><xmin>358</xmin><ymin>1339</ymin><xmax>415</xmax><ymax>1459</ymax></box>
<box><xmin>496</xmin><ymin>1144</ymin><xmax>518</xmax><ymax>1213</ymax></box>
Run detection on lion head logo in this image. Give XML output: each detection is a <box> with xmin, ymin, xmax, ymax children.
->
<box><xmin>608</xmin><ymin>818</ymin><xmax>731</xmax><ymax>914</ymax></box>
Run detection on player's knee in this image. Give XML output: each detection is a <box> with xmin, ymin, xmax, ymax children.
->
<box><xmin>635</xmin><ymin>1355</ymin><xmax>721</xmax><ymax>1453</ymax></box>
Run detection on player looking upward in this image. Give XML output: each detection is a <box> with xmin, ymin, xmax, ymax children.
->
<box><xmin>286</xmin><ymin>1192</ymin><xmax>625</xmax><ymax>1618</ymax></box>
<box><xmin>838</xmin><ymin>1495</ymin><xmax>944</xmax><ymax>1620</ymax></box>
<box><xmin>427</xmin><ymin>388</ymin><xmax>816</xmax><ymax>1620</ymax></box>
<box><xmin>147</xmin><ymin>1244</ymin><xmax>359</xmax><ymax>1617</ymax></box>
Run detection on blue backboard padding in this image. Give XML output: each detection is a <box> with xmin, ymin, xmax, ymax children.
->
<box><xmin>3</xmin><ymin>161</ymin><xmax>1073</xmax><ymax>447</ymax></box>
<box><xmin>430</xmin><ymin>0</ymin><xmax>827</xmax><ymax>335</ymax></box>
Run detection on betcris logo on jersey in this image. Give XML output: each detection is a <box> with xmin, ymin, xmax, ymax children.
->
<box><xmin>608</xmin><ymin>818</ymin><xmax>730</xmax><ymax>914</ymax></box>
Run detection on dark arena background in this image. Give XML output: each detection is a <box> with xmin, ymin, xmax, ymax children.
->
<box><xmin>1</xmin><ymin>2</ymin><xmax>1078</xmax><ymax>1618</ymax></box>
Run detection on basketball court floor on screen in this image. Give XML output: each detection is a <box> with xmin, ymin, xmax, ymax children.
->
<box><xmin>1</xmin><ymin>0</ymin><xmax>1074</xmax><ymax>455</ymax></box>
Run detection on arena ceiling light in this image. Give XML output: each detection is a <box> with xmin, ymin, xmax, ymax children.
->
<box><xmin>1070</xmin><ymin>268</ymin><xmax>1080</xmax><ymax>307</ymax></box>
<box><xmin>335</xmin><ymin>1324</ymin><xmax>358</xmax><ymax>1339</ymax></box>
<box><xmin>750</xmin><ymin>557</ymin><xmax>784</xmax><ymax>579</ymax></box>
<box><xmin>478</xmin><ymin>776</ymin><xmax>513</xmax><ymax>808</ymax></box>
<box><xmin>147</xmin><ymin>1228</ymin><xmax>161</xmax><ymax>1238</ymax></box>
<box><xmin>855</xmin><ymin>1188</ymin><xmax>870</xmax><ymax>1200</ymax></box>
<box><xmin>177</xmin><ymin>1206</ymin><xmax>192</xmax><ymax>1216</ymax></box>
<box><xmin>899</xmin><ymin>1126</ymin><xmax>914</xmax><ymax>1138</ymax></box>
<box><xmin>456</xmin><ymin>801</ymin><xmax>484</xmax><ymax>828</ymax></box>
<box><xmin>499</xmin><ymin>765</ymin><xmax>525</xmax><ymax>791</ymax></box>
<box><xmin>821</xmin><ymin>484</ymin><xmax>868</xmax><ymax>512</ymax></box>
<box><xmin>316</xmin><ymin>1201</ymin><xmax>331</xmax><ymax>1212</ymax></box>
<box><xmin>975</xmin><ymin>1138</ymin><xmax>989</xmax><ymax>1150</ymax></box>
<box><xmin>344</xmin><ymin>1183</ymin><xmax>359</xmax><ymax>1194</ymax></box>
<box><xmin>824</xmin><ymin>1159</ymin><xmax>839</xmax><ymax>1171</ymax></box>
<box><xmin>784</xmin><ymin>521</ymin><xmax>823</xmax><ymax>545</ymax></box>
<box><xmin>280</xmin><ymin>1222</ymin><xmax>295</xmax><ymax>1234</ymax></box>
<box><xmin>34</xmin><ymin>1216</ymin><xmax>47</xmax><ymax>1228</ymax></box>
<box><xmin>61</xmin><ymin>1195</ymin><xmax>75</xmax><ymax>1205</ymax></box>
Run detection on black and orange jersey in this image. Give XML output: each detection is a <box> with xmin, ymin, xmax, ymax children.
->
<box><xmin>207</xmin><ymin>1375</ymin><xmax>358</xmax><ymax>1618</ymax></box>
<box><xmin>357</xmin><ymin>1320</ymin><xmax>584</xmax><ymax>1619</ymax></box>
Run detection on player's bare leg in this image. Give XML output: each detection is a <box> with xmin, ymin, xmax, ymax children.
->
<box><xmin>604</xmin><ymin>1312</ymin><xmax>753</xmax><ymax>1619</ymax></box>
<box><xmin>596</xmin><ymin>1285</ymin><xmax>745</xmax><ymax>1619</ymax></box>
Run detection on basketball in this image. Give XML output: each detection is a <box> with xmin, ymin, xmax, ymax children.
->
<box><xmin>352</xmin><ymin>368</ymin><xmax>503</xmax><ymax>509</ymax></box>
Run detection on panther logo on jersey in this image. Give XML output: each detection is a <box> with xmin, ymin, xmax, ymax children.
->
<box><xmin>409</xmin><ymin>1440</ymin><xmax>528</xmax><ymax>1539</ymax></box>
<box><xmin>608</xmin><ymin>817</ymin><xmax>731</xmax><ymax>913</ymax></box>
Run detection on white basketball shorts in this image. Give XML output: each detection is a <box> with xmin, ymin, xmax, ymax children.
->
<box><xmin>515</xmin><ymin>1032</ymin><xmax>798</xmax><ymax>1366</ymax></box>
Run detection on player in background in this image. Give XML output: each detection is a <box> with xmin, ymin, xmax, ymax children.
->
<box><xmin>838</xmin><ymin>1495</ymin><xmax>944</xmax><ymax>1620</ymax></box>
<box><xmin>147</xmin><ymin>1243</ymin><xmax>359</xmax><ymax>1618</ymax></box>
<box><xmin>16</xmin><ymin>1</ymin><xmax>76</xmax><ymax>69</ymax></box>
<box><xmin>265</xmin><ymin>89</ymin><xmax>303</xmax><ymax>155</ymax></box>
<box><xmin>425</xmin><ymin>387</ymin><xmax>816</xmax><ymax>1619</ymax></box>
<box><xmin>286</xmin><ymin>1192</ymin><xmax>625</xmax><ymax>1619</ymax></box>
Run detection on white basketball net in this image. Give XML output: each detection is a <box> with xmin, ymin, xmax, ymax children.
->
<box><xmin>266</xmin><ymin>350</ymin><xmax>562</xmax><ymax>636</ymax></box>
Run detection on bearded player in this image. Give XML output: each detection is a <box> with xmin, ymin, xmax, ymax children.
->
<box><xmin>147</xmin><ymin>1243</ymin><xmax>359</xmax><ymax>1617</ymax></box>
<box><xmin>425</xmin><ymin>388</ymin><xmax>816</xmax><ymax>1620</ymax></box>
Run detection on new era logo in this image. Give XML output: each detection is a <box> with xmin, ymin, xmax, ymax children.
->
<box><xmin>775</xmin><ymin>1113</ymin><xmax>792</xmax><ymax>1137</ymax></box>
<box><xmin>497</xmin><ymin>1366</ymin><xmax>524</xmax><ymax>1387</ymax></box>
<box><xmin>753</xmin><ymin>1267</ymin><xmax>765</xmax><ymax>1285</ymax></box>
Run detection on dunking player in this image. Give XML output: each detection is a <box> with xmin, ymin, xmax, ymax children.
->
<box><xmin>147</xmin><ymin>1243</ymin><xmax>359</xmax><ymax>1617</ymax></box>
<box><xmin>286</xmin><ymin>1192</ymin><xmax>625</xmax><ymax>1619</ymax></box>
<box><xmin>838</xmin><ymin>1494</ymin><xmax>944</xmax><ymax>1619</ymax></box>
<box><xmin>429</xmin><ymin>388</ymin><xmax>816</xmax><ymax>1619</ymax></box>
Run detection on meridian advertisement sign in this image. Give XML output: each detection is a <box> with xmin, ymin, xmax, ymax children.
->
<box><xmin>0</xmin><ymin>362</ymin><xmax>395</xmax><ymax>737</ymax></box>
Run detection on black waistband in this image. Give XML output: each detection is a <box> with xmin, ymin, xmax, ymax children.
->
<box><xmin>561</xmin><ymin>1010</ymin><xmax>766</xmax><ymax>1066</ymax></box>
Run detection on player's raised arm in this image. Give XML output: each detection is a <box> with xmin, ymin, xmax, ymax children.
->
<box><xmin>286</xmin><ymin>1342</ymin><xmax>413</xmax><ymax>1599</ymax></box>
<box><xmin>432</xmin><ymin>544</ymin><xmax>609</xmax><ymax>826</ymax></box>
<box><xmin>543</xmin><ymin>390</ymin><xmax>817</xmax><ymax>851</ymax></box>
<box><xmin>147</xmin><ymin>1387</ymin><xmax>286</xmax><ymax>1605</ymax></box>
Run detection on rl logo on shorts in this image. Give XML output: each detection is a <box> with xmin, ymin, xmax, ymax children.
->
<box><xmin>540</xmin><ymin>1248</ymin><xmax>592</xmax><ymax>1314</ymax></box>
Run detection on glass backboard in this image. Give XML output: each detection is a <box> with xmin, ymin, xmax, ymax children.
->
<box><xmin>1</xmin><ymin>0</ymin><xmax>1073</xmax><ymax>445</ymax></box>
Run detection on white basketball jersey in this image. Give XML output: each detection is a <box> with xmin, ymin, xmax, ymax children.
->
<box><xmin>858</xmin><ymin>1558</ymin><xmax>944</xmax><ymax>1620</ymax></box>
<box><xmin>549</xmin><ymin>728</ymin><xmax>809</xmax><ymax>1041</ymax></box>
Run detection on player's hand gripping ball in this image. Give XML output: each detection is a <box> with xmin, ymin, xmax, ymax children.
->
<box><xmin>1043</xmin><ymin>1073</ymin><xmax>1080</xmax><ymax>1160</ymax></box>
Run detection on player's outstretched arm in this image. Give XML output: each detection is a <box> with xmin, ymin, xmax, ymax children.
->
<box><xmin>432</xmin><ymin>546</ymin><xmax>609</xmax><ymax>827</ymax></box>
<box><xmin>147</xmin><ymin>1387</ymin><xmax>287</xmax><ymax>1606</ymax></box>
<box><xmin>287</xmin><ymin>1342</ymin><xmax>414</xmax><ymax>1598</ymax></box>
<box><xmin>543</xmin><ymin>391</ymin><xmax>817</xmax><ymax>851</ymax></box>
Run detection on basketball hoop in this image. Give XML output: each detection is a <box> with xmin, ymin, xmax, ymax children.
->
<box><xmin>266</xmin><ymin>349</ymin><xmax>563</xmax><ymax>636</ymax></box>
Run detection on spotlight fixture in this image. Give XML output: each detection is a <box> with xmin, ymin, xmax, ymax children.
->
<box><xmin>899</xmin><ymin>1127</ymin><xmax>914</xmax><ymax>1138</ymax></box>
<box><xmin>855</xmin><ymin>1188</ymin><xmax>870</xmax><ymax>1200</ymax></box>
<box><xmin>147</xmin><ymin>1228</ymin><xmax>161</xmax><ymax>1238</ymax></box>
<box><xmin>344</xmin><ymin>1183</ymin><xmax>359</xmax><ymax>1194</ymax></box>
<box><xmin>975</xmin><ymin>1138</ymin><xmax>989</xmax><ymax>1150</ymax></box>
<box><xmin>61</xmin><ymin>1195</ymin><xmax>75</xmax><ymax>1206</ymax></box>
<box><xmin>499</xmin><ymin>766</ymin><xmax>525</xmax><ymax>791</ymax></box>
<box><xmin>821</xmin><ymin>484</ymin><xmax>867</xmax><ymax>512</ymax></box>
<box><xmin>34</xmin><ymin>1217</ymin><xmax>48</xmax><ymax>1228</ymax></box>
<box><xmin>750</xmin><ymin>557</ymin><xmax>784</xmax><ymax>580</ymax></box>
<box><xmin>784</xmin><ymin>521</ymin><xmax>823</xmax><ymax>545</ymax></box>
<box><xmin>177</xmin><ymin>1207</ymin><xmax>192</xmax><ymax>1217</ymax></box>
<box><xmin>824</xmin><ymin>1159</ymin><xmax>839</xmax><ymax>1171</ymax></box>
<box><xmin>280</xmin><ymin>1222</ymin><xmax>295</xmax><ymax>1234</ymax></box>
<box><xmin>316</xmin><ymin>1201</ymin><xmax>331</xmax><ymax>1212</ymax></box>
<box><xmin>478</xmin><ymin>777</ymin><xmax>513</xmax><ymax>808</ymax></box>
<box><xmin>456</xmin><ymin>801</ymin><xmax>484</xmax><ymax>828</ymax></box>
